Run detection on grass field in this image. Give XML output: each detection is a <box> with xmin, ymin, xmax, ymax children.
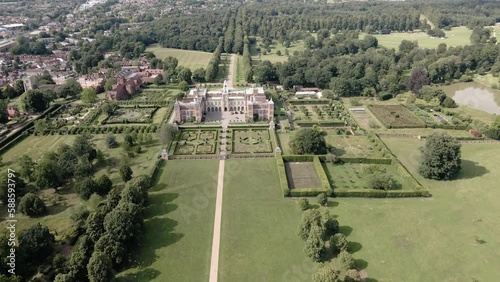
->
<box><xmin>327</xmin><ymin>138</ymin><xmax>500</xmax><ymax>281</ymax></box>
<box><xmin>1</xmin><ymin>134</ymin><xmax>162</xmax><ymax>185</ymax></box>
<box><xmin>251</xmin><ymin>38</ymin><xmax>306</xmax><ymax>64</ymax></box>
<box><xmin>117</xmin><ymin>159</ymin><xmax>219</xmax><ymax>282</ymax></box>
<box><xmin>146</xmin><ymin>44</ymin><xmax>213</xmax><ymax>70</ymax></box>
<box><xmin>219</xmin><ymin>159</ymin><xmax>317</xmax><ymax>281</ymax></box>
<box><xmin>360</xmin><ymin>26</ymin><xmax>473</xmax><ymax>49</ymax></box>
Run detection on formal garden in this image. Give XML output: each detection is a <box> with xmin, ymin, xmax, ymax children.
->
<box><xmin>171</xmin><ymin>129</ymin><xmax>219</xmax><ymax>155</ymax></box>
<box><xmin>103</xmin><ymin>106</ymin><xmax>159</xmax><ymax>124</ymax></box>
<box><xmin>231</xmin><ymin>128</ymin><xmax>273</xmax><ymax>154</ymax></box>
<box><xmin>367</xmin><ymin>104</ymin><xmax>426</xmax><ymax>128</ymax></box>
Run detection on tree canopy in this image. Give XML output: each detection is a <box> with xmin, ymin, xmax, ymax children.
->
<box><xmin>419</xmin><ymin>132</ymin><xmax>461</xmax><ymax>180</ymax></box>
<box><xmin>289</xmin><ymin>128</ymin><xmax>328</xmax><ymax>155</ymax></box>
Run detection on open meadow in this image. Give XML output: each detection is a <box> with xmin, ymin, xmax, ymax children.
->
<box><xmin>117</xmin><ymin>159</ymin><xmax>219</xmax><ymax>282</ymax></box>
<box><xmin>327</xmin><ymin>138</ymin><xmax>500</xmax><ymax>281</ymax></box>
<box><xmin>250</xmin><ymin>38</ymin><xmax>306</xmax><ymax>64</ymax></box>
<box><xmin>360</xmin><ymin>26</ymin><xmax>473</xmax><ymax>49</ymax></box>
<box><xmin>145</xmin><ymin>44</ymin><xmax>213</xmax><ymax>70</ymax></box>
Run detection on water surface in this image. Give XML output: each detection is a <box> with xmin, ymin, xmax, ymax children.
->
<box><xmin>441</xmin><ymin>82</ymin><xmax>500</xmax><ymax>114</ymax></box>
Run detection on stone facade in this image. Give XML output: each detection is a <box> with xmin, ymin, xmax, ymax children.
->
<box><xmin>174</xmin><ymin>81</ymin><xmax>274</xmax><ymax>122</ymax></box>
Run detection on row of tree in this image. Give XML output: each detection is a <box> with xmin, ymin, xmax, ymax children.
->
<box><xmin>205</xmin><ymin>37</ymin><xmax>224</xmax><ymax>82</ymax></box>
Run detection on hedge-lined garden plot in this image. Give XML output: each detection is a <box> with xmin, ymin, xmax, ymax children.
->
<box><xmin>104</xmin><ymin>107</ymin><xmax>159</xmax><ymax>124</ymax></box>
<box><xmin>173</xmin><ymin>129</ymin><xmax>219</xmax><ymax>155</ymax></box>
<box><xmin>368</xmin><ymin>104</ymin><xmax>425</xmax><ymax>128</ymax></box>
<box><xmin>232</xmin><ymin>128</ymin><xmax>272</xmax><ymax>153</ymax></box>
<box><xmin>285</xmin><ymin>162</ymin><xmax>321</xmax><ymax>189</ymax></box>
<box><xmin>324</xmin><ymin>134</ymin><xmax>384</xmax><ymax>158</ymax></box>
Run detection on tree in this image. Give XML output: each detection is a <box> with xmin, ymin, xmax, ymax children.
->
<box><xmin>119</xmin><ymin>164</ymin><xmax>133</xmax><ymax>182</ymax></box>
<box><xmin>329</xmin><ymin>233</ymin><xmax>348</xmax><ymax>253</ymax></box>
<box><xmin>85</xmin><ymin>211</ymin><xmax>106</xmax><ymax>243</ymax></box>
<box><xmin>34</xmin><ymin>157</ymin><xmax>63</xmax><ymax>189</ymax></box>
<box><xmin>94</xmin><ymin>233</ymin><xmax>126</xmax><ymax>265</ymax></box>
<box><xmin>404</xmin><ymin>67</ymin><xmax>430</xmax><ymax>95</ymax></box>
<box><xmin>339</xmin><ymin>250</ymin><xmax>354</xmax><ymax>270</ymax></box>
<box><xmin>304</xmin><ymin>225</ymin><xmax>326</xmax><ymax>262</ymax></box>
<box><xmin>177</xmin><ymin>68</ymin><xmax>192</xmax><ymax>84</ymax></box>
<box><xmin>17</xmin><ymin>155</ymin><xmax>35</xmax><ymax>181</ymax></box>
<box><xmin>419</xmin><ymin>132</ymin><xmax>461</xmax><ymax>180</ymax></box>
<box><xmin>104</xmin><ymin>78</ymin><xmax>116</xmax><ymax>91</ymax></box>
<box><xmin>13</xmin><ymin>79</ymin><xmax>25</xmax><ymax>96</ymax></box>
<box><xmin>344</xmin><ymin>269</ymin><xmax>362</xmax><ymax>282</ymax></box>
<box><xmin>317</xmin><ymin>193</ymin><xmax>327</xmax><ymax>206</ymax></box>
<box><xmin>18</xmin><ymin>223</ymin><xmax>54</xmax><ymax>264</ymax></box>
<box><xmin>70</xmin><ymin>206</ymin><xmax>90</xmax><ymax>228</ymax></box>
<box><xmin>0</xmin><ymin>172</ymin><xmax>25</xmax><ymax>204</ymax></box>
<box><xmin>193</xmin><ymin>68</ymin><xmax>206</xmax><ymax>82</ymax></box>
<box><xmin>299</xmin><ymin>198</ymin><xmax>309</xmax><ymax>210</ymax></box>
<box><xmin>0</xmin><ymin>99</ymin><xmax>8</xmax><ymax>124</ymax></box>
<box><xmin>297</xmin><ymin>209</ymin><xmax>322</xmax><ymax>240</ymax></box>
<box><xmin>81</xmin><ymin>88</ymin><xmax>97</xmax><ymax>104</ymax></box>
<box><xmin>96</xmin><ymin>175</ymin><xmax>112</xmax><ymax>196</ymax></box>
<box><xmin>21</xmin><ymin>89</ymin><xmax>49</xmax><ymax>113</ymax></box>
<box><xmin>87</xmin><ymin>251</ymin><xmax>114</xmax><ymax>282</ymax></box>
<box><xmin>289</xmin><ymin>128</ymin><xmax>327</xmax><ymax>155</ymax></box>
<box><xmin>441</xmin><ymin>96</ymin><xmax>457</xmax><ymax>108</ymax></box>
<box><xmin>57</xmin><ymin>78</ymin><xmax>82</xmax><ymax>98</ymax></box>
<box><xmin>179</xmin><ymin>81</ymin><xmax>189</xmax><ymax>91</ymax></box>
<box><xmin>74</xmin><ymin>177</ymin><xmax>98</xmax><ymax>200</ymax></box>
<box><xmin>312</xmin><ymin>263</ymin><xmax>341</xmax><ymax>282</ymax></box>
<box><xmin>367</xmin><ymin>172</ymin><xmax>400</xmax><ymax>190</ymax></box>
<box><xmin>158</xmin><ymin>123</ymin><xmax>178</xmax><ymax>146</ymax></box>
<box><xmin>18</xmin><ymin>193</ymin><xmax>46</xmax><ymax>216</ymax></box>
<box><xmin>120</xmin><ymin>178</ymin><xmax>148</xmax><ymax>205</ymax></box>
<box><xmin>106</xmin><ymin>134</ymin><xmax>118</xmax><ymax>148</ymax></box>
<box><xmin>102</xmin><ymin>102</ymin><xmax>116</xmax><ymax>116</ymax></box>
<box><xmin>398</xmin><ymin>40</ymin><xmax>418</xmax><ymax>53</ymax></box>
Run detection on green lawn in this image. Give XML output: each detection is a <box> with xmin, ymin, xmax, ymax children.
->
<box><xmin>360</xmin><ymin>26</ymin><xmax>473</xmax><ymax>49</ymax></box>
<box><xmin>1</xmin><ymin>134</ymin><xmax>162</xmax><ymax>185</ymax></box>
<box><xmin>328</xmin><ymin>138</ymin><xmax>500</xmax><ymax>281</ymax></box>
<box><xmin>117</xmin><ymin>159</ymin><xmax>219</xmax><ymax>282</ymax></box>
<box><xmin>145</xmin><ymin>44</ymin><xmax>213</xmax><ymax>70</ymax></box>
<box><xmin>219</xmin><ymin>159</ymin><xmax>316</xmax><ymax>281</ymax></box>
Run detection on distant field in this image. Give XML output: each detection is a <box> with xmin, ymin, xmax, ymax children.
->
<box><xmin>146</xmin><ymin>44</ymin><xmax>213</xmax><ymax>70</ymax></box>
<box><xmin>251</xmin><ymin>38</ymin><xmax>305</xmax><ymax>64</ymax></box>
<box><xmin>361</xmin><ymin>26</ymin><xmax>473</xmax><ymax>49</ymax></box>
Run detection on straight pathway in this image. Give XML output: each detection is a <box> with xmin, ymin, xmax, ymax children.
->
<box><xmin>209</xmin><ymin>127</ymin><xmax>228</xmax><ymax>282</ymax></box>
<box><xmin>226</xmin><ymin>54</ymin><xmax>236</xmax><ymax>89</ymax></box>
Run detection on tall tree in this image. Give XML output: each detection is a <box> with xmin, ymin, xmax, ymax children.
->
<box><xmin>404</xmin><ymin>67</ymin><xmax>430</xmax><ymax>95</ymax></box>
<box><xmin>419</xmin><ymin>132</ymin><xmax>461</xmax><ymax>180</ymax></box>
<box><xmin>87</xmin><ymin>251</ymin><xmax>114</xmax><ymax>282</ymax></box>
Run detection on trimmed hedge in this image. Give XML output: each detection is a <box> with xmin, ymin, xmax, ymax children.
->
<box><xmin>333</xmin><ymin>189</ymin><xmax>429</xmax><ymax>198</ymax></box>
<box><xmin>290</xmin><ymin>188</ymin><xmax>331</xmax><ymax>197</ymax></box>
<box><xmin>313</xmin><ymin>156</ymin><xmax>332</xmax><ymax>194</ymax></box>
<box><xmin>295</xmin><ymin>120</ymin><xmax>345</xmax><ymax>127</ymax></box>
<box><xmin>275</xmin><ymin>152</ymin><xmax>291</xmax><ymax>197</ymax></box>
<box><xmin>282</xmin><ymin>155</ymin><xmax>314</xmax><ymax>162</ymax></box>
<box><xmin>288</xmin><ymin>99</ymin><xmax>330</xmax><ymax>105</ymax></box>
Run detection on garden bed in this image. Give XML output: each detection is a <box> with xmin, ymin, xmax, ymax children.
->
<box><xmin>232</xmin><ymin>128</ymin><xmax>272</xmax><ymax>153</ymax></box>
<box><xmin>172</xmin><ymin>129</ymin><xmax>219</xmax><ymax>155</ymax></box>
<box><xmin>367</xmin><ymin>104</ymin><xmax>425</xmax><ymax>129</ymax></box>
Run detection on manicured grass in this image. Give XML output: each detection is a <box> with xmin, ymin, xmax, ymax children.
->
<box><xmin>277</xmin><ymin>132</ymin><xmax>291</xmax><ymax>154</ymax></box>
<box><xmin>117</xmin><ymin>159</ymin><xmax>219</xmax><ymax>282</ymax></box>
<box><xmin>328</xmin><ymin>138</ymin><xmax>500</xmax><ymax>281</ymax></box>
<box><xmin>219</xmin><ymin>159</ymin><xmax>316</xmax><ymax>281</ymax></box>
<box><xmin>233</xmin><ymin>55</ymin><xmax>245</xmax><ymax>86</ymax></box>
<box><xmin>145</xmin><ymin>44</ymin><xmax>213</xmax><ymax>70</ymax></box>
<box><xmin>360</xmin><ymin>26</ymin><xmax>473</xmax><ymax>49</ymax></box>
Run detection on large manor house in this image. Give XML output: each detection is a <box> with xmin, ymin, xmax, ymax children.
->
<box><xmin>174</xmin><ymin>81</ymin><xmax>274</xmax><ymax>122</ymax></box>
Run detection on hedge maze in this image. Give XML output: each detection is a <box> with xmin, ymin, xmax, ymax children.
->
<box><xmin>367</xmin><ymin>104</ymin><xmax>425</xmax><ymax>129</ymax></box>
<box><xmin>173</xmin><ymin>129</ymin><xmax>219</xmax><ymax>155</ymax></box>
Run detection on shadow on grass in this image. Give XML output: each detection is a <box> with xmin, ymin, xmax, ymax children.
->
<box><xmin>129</xmin><ymin>217</ymin><xmax>183</xmax><ymax>268</ymax></box>
<box><xmin>117</xmin><ymin>267</ymin><xmax>161</xmax><ymax>282</ymax></box>
<box><xmin>455</xmin><ymin>160</ymin><xmax>489</xmax><ymax>180</ymax></box>
<box><xmin>145</xmin><ymin>193</ymin><xmax>178</xmax><ymax>218</ymax></box>
<box><xmin>149</xmin><ymin>183</ymin><xmax>167</xmax><ymax>192</ymax></box>
<box><xmin>327</xmin><ymin>201</ymin><xmax>339</xmax><ymax>208</ymax></box>
<box><xmin>348</xmin><ymin>241</ymin><xmax>362</xmax><ymax>253</ymax></box>
<box><xmin>45</xmin><ymin>204</ymin><xmax>69</xmax><ymax>216</ymax></box>
<box><xmin>355</xmin><ymin>258</ymin><xmax>368</xmax><ymax>269</ymax></box>
<box><xmin>339</xmin><ymin>225</ymin><xmax>353</xmax><ymax>236</ymax></box>
<box><xmin>331</xmin><ymin>147</ymin><xmax>346</xmax><ymax>156</ymax></box>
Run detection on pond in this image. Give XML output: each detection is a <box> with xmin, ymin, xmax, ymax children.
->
<box><xmin>441</xmin><ymin>82</ymin><xmax>500</xmax><ymax>114</ymax></box>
